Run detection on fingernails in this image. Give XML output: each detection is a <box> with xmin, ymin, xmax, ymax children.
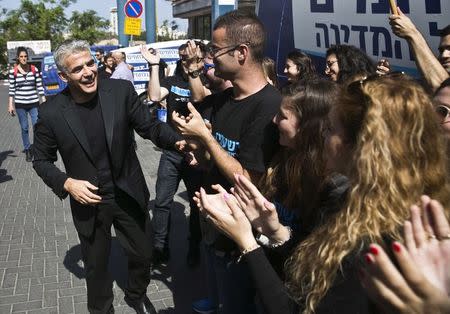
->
<box><xmin>223</xmin><ymin>192</ymin><xmax>230</xmax><ymax>200</ymax></box>
<box><xmin>369</xmin><ymin>245</ymin><xmax>379</xmax><ymax>256</ymax></box>
<box><xmin>364</xmin><ymin>253</ymin><xmax>374</xmax><ymax>265</ymax></box>
<box><xmin>392</xmin><ymin>242</ymin><xmax>401</xmax><ymax>253</ymax></box>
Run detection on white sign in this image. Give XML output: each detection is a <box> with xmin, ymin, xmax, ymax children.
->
<box><xmin>7</xmin><ymin>40</ymin><xmax>51</xmax><ymax>63</ymax></box>
<box><xmin>293</xmin><ymin>0</ymin><xmax>450</xmax><ymax>73</ymax></box>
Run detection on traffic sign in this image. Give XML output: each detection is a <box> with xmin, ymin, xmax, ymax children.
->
<box><xmin>124</xmin><ymin>0</ymin><xmax>143</xmax><ymax>18</ymax></box>
<box><xmin>124</xmin><ymin>17</ymin><xmax>142</xmax><ymax>35</ymax></box>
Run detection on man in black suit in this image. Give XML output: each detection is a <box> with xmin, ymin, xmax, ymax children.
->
<box><xmin>32</xmin><ymin>40</ymin><xmax>180</xmax><ymax>314</ymax></box>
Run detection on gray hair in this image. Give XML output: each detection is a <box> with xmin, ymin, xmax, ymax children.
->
<box><xmin>54</xmin><ymin>40</ymin><xmax>91</xmax><ymax>73</ymax></box>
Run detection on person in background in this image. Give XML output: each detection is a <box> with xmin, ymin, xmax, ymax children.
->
<box><xmin>262</xmin><ymin>57</ymin><xmax>279</xmax><ymax>89</ymax></box>
<box><xmin>98</xmin><ymin>52</ymin><xmax>115</xmax><ymax>80</ymax></box>
<box><xmin>434</xmin><ymin>78</ymin><xmax>450</xmax><ymax>139</ymax></box>
<box><xmin>141</xmin><ymin>43</ymin><xmax>207</xmax><ymax>268</ymax></box>
<box><xmin>325</xmin><ymin>44</ymin><xmax>376</xmax><ymax>84</ymax></box>
<box><xmin>284</xmin><ymin>50</ymin><xmax>318</xmax><ymax>84</ymax></box>
<box><xmin>389</xmin><ymin>7</ymin><xmax>449</xmax><ymax>91</ymax></box>
<box><xmin>111</xmin><ymin>51</ymin><xmax>134</xmax><ymax>83</ymax></box>
<box><xmin>8</xmin><ymin>46</ymin><xmax>46</xmax><ymax>162</ymax></box>
<box><xmin>95</xmin><ymin>48</ymin><xmax>105</xmax><ymax>71</ymax></box>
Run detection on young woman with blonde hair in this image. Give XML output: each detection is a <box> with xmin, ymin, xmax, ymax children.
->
<box><xmin>285</xmin><ymin>74</ymin><xmax>450</xmax><ymax>313</ymax></box>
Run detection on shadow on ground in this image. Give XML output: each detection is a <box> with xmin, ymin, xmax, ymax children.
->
<box><xmin>0</xmin><ymin>150</ymin><xmax>17</xmax><ymax>183</ymax></box>
<box><xmin>62</xmin><ymin>199</ymin><xmax>207</xmax><ymax>314</ymax></box>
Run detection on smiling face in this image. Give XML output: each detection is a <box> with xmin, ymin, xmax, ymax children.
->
<box><xmin>272</xmin><ymin>98</ymin><xmax>300</xmax><ymax>148</ymax></box>
<box><xmin>284</xmin><ymin>58</ymin><xmax>300</xmax><ymax>82</ymax></box>
<box><xmin>325</xmin><ymin>53</ymin><xmax>339</xmax><ymax>81</ymax></box>
<box><xmin>59</xmin><ymin>50</ymin><xmax>98</xmax><ymax>103</ymax></box>
<box><xmin>434</xmin><ymin>85</ymin><xmax>450</xmax><ymax>138</ymax></box>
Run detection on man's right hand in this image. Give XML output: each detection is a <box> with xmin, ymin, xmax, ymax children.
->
<box><xmin>63</xmin><ymin>178</ymin><xmax>102</xmax><ymax>205</ymax></box>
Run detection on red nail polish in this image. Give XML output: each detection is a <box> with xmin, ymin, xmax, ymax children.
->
<box><xmin>364</xmin><ymin>254</ymin><xmax>374</xmax><ymax>265</ymax></box>
<box><xmin>369</xmin><ymin>246</ymin><xmax>379</xmax><ymax>256</ymax></box>
<box><xmin>392</xmin><ymin>242</ymin><xmax>401</xmax><ymax>253</ymax></box>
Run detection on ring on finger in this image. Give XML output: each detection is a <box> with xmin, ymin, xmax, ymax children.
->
<box><xmin>439</xmin><ymin>234</ymin><xmax>450</xmax><ymax>241</ymax></box>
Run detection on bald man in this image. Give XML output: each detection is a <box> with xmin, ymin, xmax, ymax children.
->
<box><xmin>111</xmin><ymin>51</ymin><xmax>134</xmax><ymax>83</ymax></box>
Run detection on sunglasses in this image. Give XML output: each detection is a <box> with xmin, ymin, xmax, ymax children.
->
<box><xmin>436</xmin><ymin>105</ymin><xmax>450</xmax><ymax>120</ymax></box>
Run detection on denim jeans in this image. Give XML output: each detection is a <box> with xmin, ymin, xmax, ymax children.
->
<box><xmin>16</xmin><ymin>106</ymin><xmax>38</xmax><ymax>150</ymax></box>
<box><xmin>152</xmin><ymin>150</ymin><xmax>203</xmax><ymax>249</ymax></box>
<box><xmin>204</xmin><ymin>244</ymin><xmax>258</xmax><ymax>314</ymax></box>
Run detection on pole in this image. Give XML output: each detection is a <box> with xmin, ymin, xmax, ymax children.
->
<box><xmin>117</xmin><ymin>0</ymin><xmax>129</xmax><ymax>47</ymax></box>
<box><xmin>145</xmin><ymin>0</ymin><xmax>157</xmax><ymax>43</ymax></box>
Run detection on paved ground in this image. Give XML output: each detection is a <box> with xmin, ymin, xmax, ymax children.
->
<box><xmin>0</xmin><ymin>85</ymin><xmax>207</xmax><ymax>313</ymax></box>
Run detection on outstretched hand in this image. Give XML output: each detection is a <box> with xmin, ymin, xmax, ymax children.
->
<box><xmin>172</xmin><ymin>103</ymin><xmax>209</xmax><ymax>139</ymax></box>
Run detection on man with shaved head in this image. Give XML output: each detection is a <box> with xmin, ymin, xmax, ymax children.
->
<box><xmin>111</xmin><ymin>51</ymin><xmax>134</xmax><ymax>83</ymax></box>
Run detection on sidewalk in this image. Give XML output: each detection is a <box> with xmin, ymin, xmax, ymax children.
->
<box><xmin>0</xmin><ymin>98</ymin><xmax>206</xmax><ymax>313</ymax></box>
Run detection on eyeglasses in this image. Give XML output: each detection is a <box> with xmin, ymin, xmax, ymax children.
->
<box><xmin>325</xmin><ymin>60</ymin><xmax>338</xmax><ymax>69</ymax></box>
<box><xmin>436</xmin><ymin>105</ymin><xmax>450</xmax><ymax>121</ymax></box>
<box><xmin>207</xmin><ymin>42</ymin><xmax>250</xmax><ymax>58</ymax></box>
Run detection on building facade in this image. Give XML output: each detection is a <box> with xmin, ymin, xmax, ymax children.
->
<box><xmin>169</xmin><ymin>0</ymin><xmax>256</xmax><ymax>40</ymax></box>
<box><xmin>110</xmin><ymin>7</ymin><xmax>118</xmax><ymax>35</ymax></box>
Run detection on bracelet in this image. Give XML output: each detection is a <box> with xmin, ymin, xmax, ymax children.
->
<box><xmin>256</xmin><ymin>226</ymin><xmax>292</xmax><ymax>248</ymax></box>
<box><xmin>149</xmin><ymin>63</ymin><xmax>159</xmax><ymax>66</ymax></box>
<box><xmin>237</xmin><ymin>243</ymin><xmax>260</xmax><ymax>263</ymax></box>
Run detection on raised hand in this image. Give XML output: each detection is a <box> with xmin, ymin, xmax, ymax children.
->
<box><xmin>389</xmin><ymin>7</ymin><xmax>419</xmax><ymax>39</ymax></box>
<box><xmin>362</xmin><ymin>242</ymin><xmax>450</xmax><ymax>314</ymax></box>
<box><xmin>140</xmin><ymin>45</ymin><xmax>160</xmax><ymax>64</ymax></box>
<box><xmin>63</xmin><ymin>178</ymin><xmax>101</xmax><ymax>205</ymax></box>
<box><xmin>405</xmin><ymin>196</ymin><xmax>450</xmax><ymax>294</ymax></box>
<box><xmin>232</xmin><ymin>174</ymin><xmax>281</xmax><ymax>237</ymax></box>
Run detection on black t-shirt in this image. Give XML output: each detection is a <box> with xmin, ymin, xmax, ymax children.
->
<box><xmin>161</xmin><ymin>72</ymin><xmax>207</xmax><ymax>128</ymax></box>
<box><xmin>75</xmin><ymin>95</ymin><xmax>115</xmax><ymax>199</ymax></box>
<box><xmin>200</xmin><ymin>84</ymin><xmax>281</xmax><ymax>191</ymax></box>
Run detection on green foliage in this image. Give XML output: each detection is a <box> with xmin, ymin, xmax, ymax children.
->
<box><xmin>68</xmin><ymin>10</ymin><xmax>111</xmax><ymax>44</ymax></box>
<box><xmin>157</xmin><ymin>19</ymin><xmax>185</xmax><ymax>42</ymax></box>
<box><xmin>0</xmin><ymin>0</ymin><xmax>76</xmax><ymax>65</ymax></box>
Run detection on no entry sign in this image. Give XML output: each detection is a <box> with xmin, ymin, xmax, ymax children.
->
<box><xmin>124</xmin><ymin>0</ymin><xmax>143</xmax><ymax>18</ymax></box>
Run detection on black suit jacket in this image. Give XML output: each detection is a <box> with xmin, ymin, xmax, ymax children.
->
<box><xmin>33</xmin><ymin>79</ymin><xmax>181</xmax><ymax>237</ymax></box>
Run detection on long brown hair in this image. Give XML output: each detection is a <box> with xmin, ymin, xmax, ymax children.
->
<box><xmin>285</xmin><ymin>75</ymin><xmax>450</xmax><ymax>313</ymax></box>
<box><xmin>261</xmin><ymin>80</ymin><xmax>339</xmax><ymax>212</ymax></box>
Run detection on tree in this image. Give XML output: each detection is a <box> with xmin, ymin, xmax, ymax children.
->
<box><xmin>0</xmin><ymin>0</ymin><xmax>75</xmax><ymax>65</ymax></box>
<box><xmin>67</xmin><ymin>10</ymin><xmax>111</xmax><ymax>44</ymax></box>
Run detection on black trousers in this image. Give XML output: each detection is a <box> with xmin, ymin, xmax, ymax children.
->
<box><xmin>78</xmin><ymin>192</ymin><xmax>153</xmax><ymax>314</ymax></box>
<box><xmin>153</xmin><ymin>150</ymin><xmax>203</xmax><ymax>249</ymax></box>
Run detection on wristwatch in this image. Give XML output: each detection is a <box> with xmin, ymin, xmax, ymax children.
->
<box><xmin>188</xmin><ymin>69</ymin><xmax>201</xmax><ymax>78</ymax></box>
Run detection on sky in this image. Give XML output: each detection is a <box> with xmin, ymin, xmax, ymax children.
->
<box><xmin>0</xmin><ymin>0</ymin><xmax>188</xmax><ymax>32</ymax></box>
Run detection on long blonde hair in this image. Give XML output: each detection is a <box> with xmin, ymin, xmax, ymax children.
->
<box><xmin>285</xmin><ymin>75</ymin><xmax>450</xmax><ymax>313</ymax></box>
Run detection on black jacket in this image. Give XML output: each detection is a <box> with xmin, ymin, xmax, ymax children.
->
<box><xmin>32</xmin><ymin>79</ymin><xmax>180</xmax><ymax>237</ymax></box>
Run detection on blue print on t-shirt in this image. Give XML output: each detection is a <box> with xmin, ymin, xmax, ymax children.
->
<box><xmin>170</xmin><ymin>85</ymin><xmax>191</xmax><ymax>97</ymax></box>
<box><xmin>215</xmin><ymin>132</ymin><xmax>240</xmax><ymax>157</ymax></box>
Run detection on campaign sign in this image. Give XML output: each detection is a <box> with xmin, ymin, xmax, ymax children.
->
<box><xmin>293</xmin><ymin>0</ymin><xmax>450</xmax><ymax>74</ymax></box>
<box><xmin>124</xmin><ymin>0</ymin><xmax>143</xmax><ymax>18</ymax></box>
